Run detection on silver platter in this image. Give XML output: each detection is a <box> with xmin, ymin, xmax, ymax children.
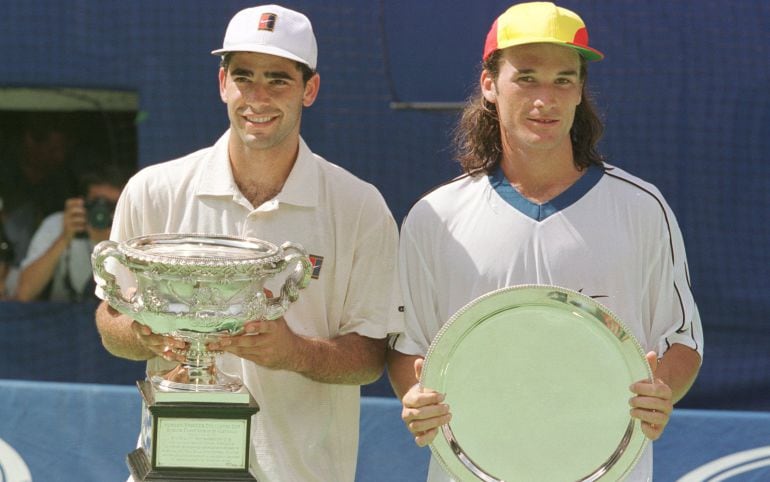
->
<box><xmin>421</xmin><ymin>284</ymin><xmax>651</xmax><ymax>482</ymax></box>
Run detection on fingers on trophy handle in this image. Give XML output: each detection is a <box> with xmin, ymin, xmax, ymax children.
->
<box><xmin>263</xmin><ymin>242</ymin><xmax>312</xmax><ymax>319</ymax></box>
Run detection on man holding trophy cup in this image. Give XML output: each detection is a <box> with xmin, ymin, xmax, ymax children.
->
<box><xmin>93</xmin><ymin>4</ymin><xmax>401</xmax><ymax>481</ymax></box>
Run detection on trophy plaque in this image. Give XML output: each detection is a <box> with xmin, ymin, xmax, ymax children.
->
<box><xmin>92</xmin><ymin>233</ymin><xmax>312</xmax><ymax>481</ymax></box>
<box><xmin>421</xmin><ymin>285</ymin><xmax>652</xmax><ymax>482</ymax></box>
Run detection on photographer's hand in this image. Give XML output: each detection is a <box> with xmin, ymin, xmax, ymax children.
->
<box><xmin>62</xmin><ymin>197</ymin><xmax>87</xmax><ymax>240</ymax></box>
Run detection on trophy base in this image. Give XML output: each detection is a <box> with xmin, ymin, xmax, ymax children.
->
<box><xmin>126</xmin><ymin>449</ymin><xmax>259</xmax><ymax>482</ymax></box>
<box><xmin>129</xmin><ymin>380</ymin><xmax>260</xmax><ymax>482</ymax></box>
<box><xmin>128</xmin><ymin>449</ymin><xmax>259</xmax><ymax>481</ymax></box>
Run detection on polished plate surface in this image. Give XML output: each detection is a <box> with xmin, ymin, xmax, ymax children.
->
<box><xmin>421</xmin><ymin>285</ymin><xmax>651</xmax><ymax>482</ymax></box>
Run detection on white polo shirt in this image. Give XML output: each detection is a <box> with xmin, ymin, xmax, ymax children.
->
<box><xmin>395</xmin><ymin>163</ymin><xmax>703</xmax><ymax>482</ymax></box>
<box><xmin>106</xmin><ymin>131</ymin><xmax>402</xmax><ymax>482</ymax></box>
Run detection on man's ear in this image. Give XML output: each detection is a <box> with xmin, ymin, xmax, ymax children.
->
<box><xmin>303</xmin><ymin>73</ymin><xmax>320</xmax><ymax>107</ymax></box>
<box><xmin>218</xmin><ymin>67</ymin><xmax>228</xmax><ymax>103</ymax></box>
<box><xmin>480</xmin><ymin>69</ymin><xmax>496</xmax><ymax>103</ymax></box>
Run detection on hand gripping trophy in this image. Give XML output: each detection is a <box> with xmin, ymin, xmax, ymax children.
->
<box><xmin>92</xmin><ymin>233</ymin><xmax>311</xmax><ymax>481</ymax></box>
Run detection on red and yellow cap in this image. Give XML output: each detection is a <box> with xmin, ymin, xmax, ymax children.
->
<box><xmin>483</xmin><ymin>2</ymin><xmax>604</xmax><ymax>62</ymax></box>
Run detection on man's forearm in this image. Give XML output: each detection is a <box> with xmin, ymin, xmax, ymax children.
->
<box><xmin>293</xmin><ymin>334</ymin><xmax>387</xmax><ymax>385</ymax></box>
<box><xmin>14</xmin><ymin>236</ymin><xmax>69</xmax><ymax>301</ymax></box>
<box><xmin>657</xmin><ymin>343</ymin><xmax>701</xmax><ymax>404</ymax></box>
<box><xmin>95</xmin><ymin>300</ymin><xmax>155</xmax><ymax>361</ymax></box>
<box><xmin>386</xmin><ymin>350</ymin><xmax>422</xmax><ymax>399</ymax></box>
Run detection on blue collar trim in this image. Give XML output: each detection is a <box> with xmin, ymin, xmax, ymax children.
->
<box><xmin>489</xmin><ymin>164</ymin><xmax>604</xmax><ymax>221</ymax></box>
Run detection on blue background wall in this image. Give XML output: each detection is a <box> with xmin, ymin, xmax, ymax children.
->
<box><xmin>1</xmin><ymin>0</ymin><xmax>769</xmax><ymax>410</ymax></box>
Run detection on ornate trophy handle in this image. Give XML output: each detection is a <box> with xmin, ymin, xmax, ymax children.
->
<box><xmin>263</xmin><ymin>241</ymin><xmax>312</xmax><ymax>320</ymax></box>
<box><xmin>91</xmin><ymin>240</ymin><xmax>135</xmax><ymax>313</ymax></box>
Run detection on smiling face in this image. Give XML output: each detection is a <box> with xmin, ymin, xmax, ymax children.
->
<box><xmin>219</xmin><ymin>51</ymin><xmax>319</xmax><ymax>156</ymax></box>
<box><xmin>481</xmin><ymin>43</ymin><xmax>584</xmax><ymax>160</ymax></box>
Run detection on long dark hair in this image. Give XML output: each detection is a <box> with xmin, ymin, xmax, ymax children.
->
<box><xmin>453</xmin><ymin>50</ymin><xmax>605</xmax><ymax>175</ymax></box>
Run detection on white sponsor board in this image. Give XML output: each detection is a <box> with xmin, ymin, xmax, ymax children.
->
<box><xmin>0</xmin><ymin>438</ymin><xmax>32</xmax><ymax>482</ymax></box>
<box><xmin>677</xmin><ymin>446</ymin><xmax>770</xmax><ymax>481</ymax></box>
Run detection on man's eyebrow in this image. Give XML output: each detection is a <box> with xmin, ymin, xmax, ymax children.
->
<box><xmin>264</xmin><ymin>70</ymin><xmax>295</xmax><ymax>80</ymax></box>
<box><xmin>515</xmin><ymin>68</ymin><xmax>579</xmax><ymax>76</ymax></box>
<box><xmin>229</xmin><ymin>68</ymin><xmax>296</xmax><ymax>80</ymax></box>
<box><xmin>230</xmin><ymin>67</ymin><xmax>256</xmax><ymax>78</ymax></box>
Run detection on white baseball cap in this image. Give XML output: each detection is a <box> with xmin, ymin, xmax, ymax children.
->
<box><xmin>211</xmin><ymin>4</ymin><xmax>318</xmax><ymax>70</ymax></box>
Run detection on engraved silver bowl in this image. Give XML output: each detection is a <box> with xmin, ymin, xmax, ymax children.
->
<box><xmin>92</xmin><ymin>233</ymin><xmax>312</xmax><ymax>392</ymax></box>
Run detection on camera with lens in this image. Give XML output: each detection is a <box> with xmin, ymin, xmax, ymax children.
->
<box><xmin>84</xmin><ymin>197</ymin><xmax>117</xmax><ymax>230</ymax></box>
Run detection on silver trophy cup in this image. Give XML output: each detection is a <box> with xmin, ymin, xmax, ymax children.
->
<box><xmin>92</xmin><ymin>233</ymin><xmax>312</xmax><ymax>392</ymax></box>
<box><xmin>93</xmin><ymin>233</ymin><xmax>311</xmax><ymax>481</ymax></box>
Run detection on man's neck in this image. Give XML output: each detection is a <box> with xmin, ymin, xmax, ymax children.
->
<box><xmin>499</xmin><ymin>145</ymin><xmax>584</xmax><ymax>204</ymax></box>
<box><xmin>228</xmin><ymin>137</ymin><xmax>299</xmax><ymax>209</ymax></box>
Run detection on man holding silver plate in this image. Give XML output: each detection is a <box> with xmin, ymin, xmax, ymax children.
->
<box><xmin>387</xmin><ymin>2</ymin><xmax>703</xmax><ymax>481</ymax></box>
<box><xmin>94</xmin><ymin>4</ymin><xmax>401</xmax><ymax>481</ymax></box>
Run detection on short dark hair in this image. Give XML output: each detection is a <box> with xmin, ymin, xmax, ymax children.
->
<box><xmin>219</xmin><ymin>52</ymin><xmax>316</xmax><ymax>84</ymax></box>
<box><xmin>77</xmin><ymin>165</ymin><xmax>131</xmax><ymax>197</ymax></box>
<box><xmin>453</xmin><ymin>50</ymin><xmax>605</xmax><ymax>175</ymax></box>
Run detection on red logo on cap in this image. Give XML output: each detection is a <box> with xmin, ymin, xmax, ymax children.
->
<box><xmin>259</xmin><ymin>13</ymin><xmax>277</xmax><ymax>31</ymax></box>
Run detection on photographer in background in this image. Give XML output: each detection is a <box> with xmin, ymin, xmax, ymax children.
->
<box><xmin>14</xmin><ymin>165</ymin><xmax>128</xmax><ymax>302</ymax></box>
<box><xmin>0</xmin><ymin>197</ymin><xmax>13</xmax><ymax>299</ymax></box>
